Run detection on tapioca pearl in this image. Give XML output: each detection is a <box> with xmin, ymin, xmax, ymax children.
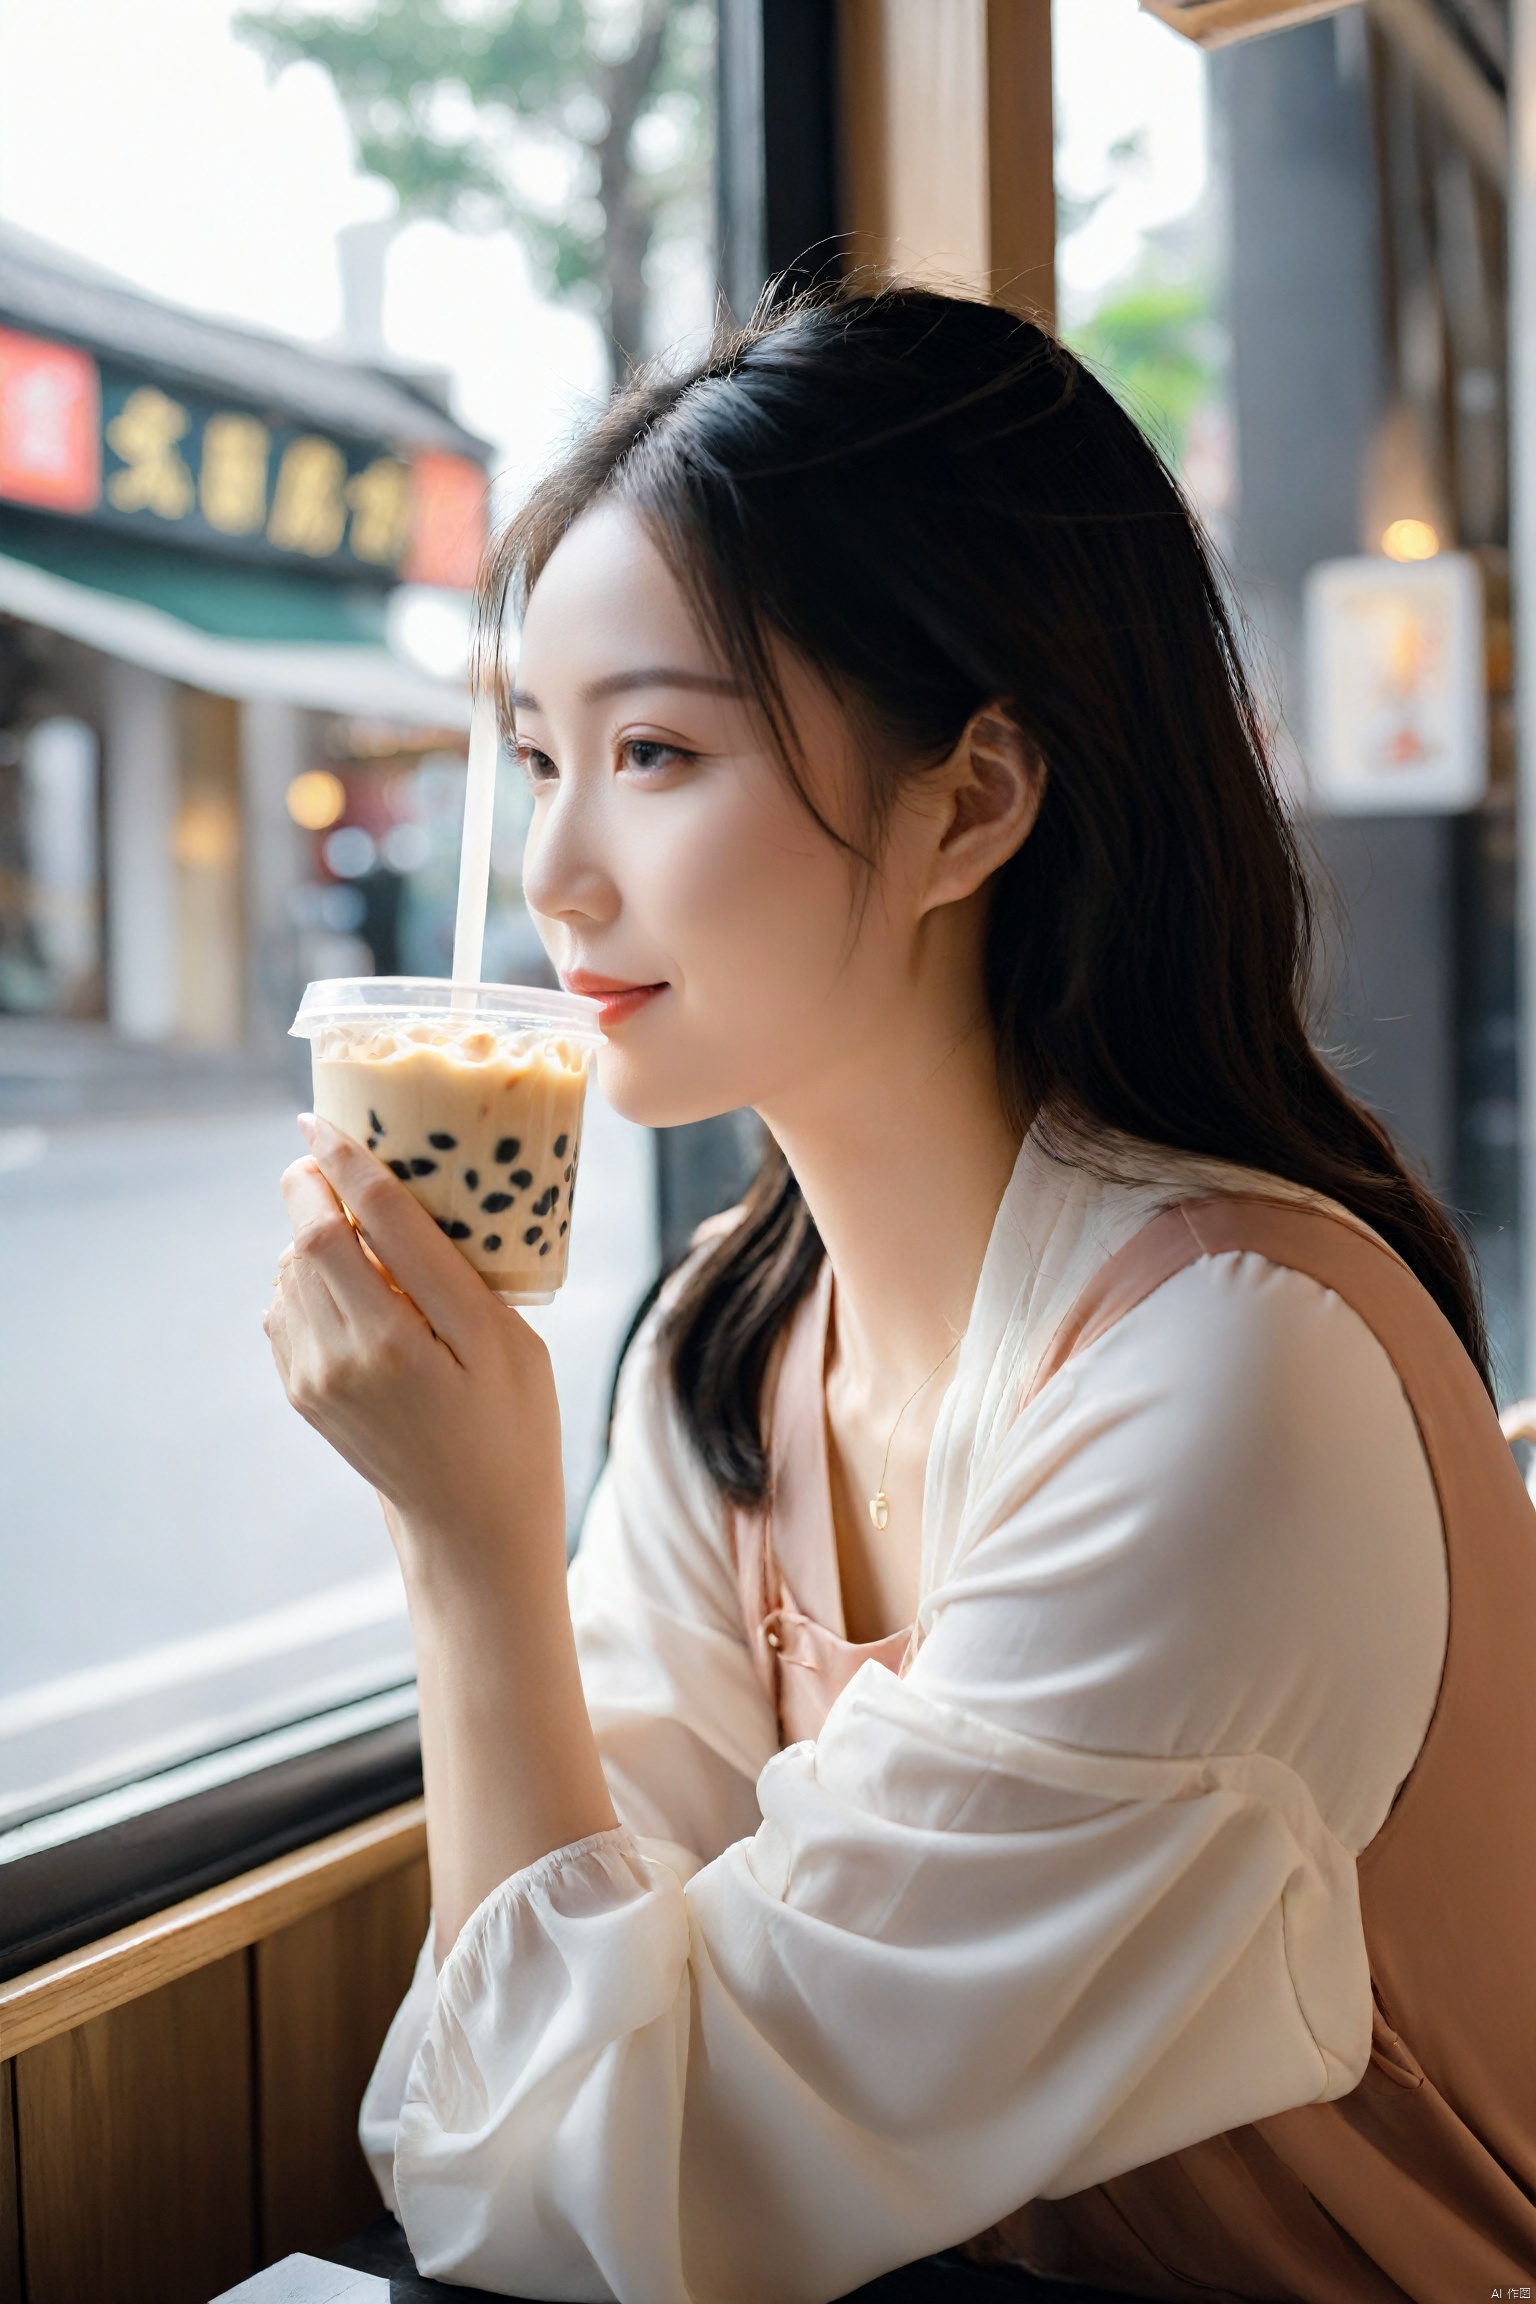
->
<box><xmin>428</xmin><ymin>1131</ymin><xmax>457</xmax><ymax>1150</ymax></box>
<box><xmin>553</xmin><ymin>1133</ymin><xmax>568</xmax><ymax>1157</ymax></box>
<box><xmin>367</xmin><ymin>1136</ymin><xmax>380</xmax><ymax>1151</ymax></box>
<box><xmin>510</xmin><ymin>1168</ymin><xmax>533</xmax><ymax>1189</ymax></box>
<box><xmin>559</xmin><ymin>1220</ymin><xmax>568</xmax><ymax>1236</ymax></box>
<box><xmin>481</xmin><ymin>1192</ymin><xmax>513</xmax><ymax>1213</ymax></box>
<box><xmin>531</xmin><ymin>1185</ymin><xmax>558</xmax><ymax>1217</ymax></box>
<box><xmin>409</xmin><ymin>1157</ymin><xmax>438</xmax><ymax>1176</ymax></box>
<box><xmin>523</xmin><ymin>1224</ymin><xmax>543</xmax><ymax>1245</ymax></box>
<box><xmin>387</xmin><ymin>1159</ymin><xmax>411</xmax><ymax>1180</ymax></box>
<box><xmin>369</xmin><ymin>1109</ymin><xmax>385</xmax><ymax>1135</ymax></box>
<box><xmin>464</xmin><ymin>1169</ymin><xmax>479</xmax><ymax>1189</ymax></box>
<box><xmin>563</xmin><ymin>1163</ymin><xmax>573</xmax><ymax>1181</ymax></box>
<box><xmin>539</xmin><ymin>1241</ymin><xmax>551</xmax><ymax>1256</ymax></box>
<box><xmin>495</xmin><ymin>1137</ymin><xmax>521</xmax><ymax>1164</ymax></box>
<box><xmin>483</xmin><ymin>1233</ymin><xmax>502</xmax><ymax>1252</ymax></box>
<box><xmin>437</xmin><ymin>1218</ymin><xmax>472</xmax><ymax>1240</ymax></box>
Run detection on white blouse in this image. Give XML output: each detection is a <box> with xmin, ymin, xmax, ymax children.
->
<box><xmin>361</xmin><ymin>1130</ymin><xmax>1449</xmax><ymax>2304</ymax></box>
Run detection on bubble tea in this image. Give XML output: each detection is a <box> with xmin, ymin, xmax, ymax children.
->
<box><xmin>291</xmin><ymin>978</ymin><xmax>603</xmax><ymax>1304</ymax></box>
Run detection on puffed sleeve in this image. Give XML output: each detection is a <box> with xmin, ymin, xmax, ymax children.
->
<box><xmin>374</xmin><ymin>1253</ymin><xmax>1447</xmax><ymax>2304</ymax></box>
<box><xmin>359</xmin><ymin>1282</ymin><xmax>775</xmax><ymax>2212</ymax></box>
<box><xmin>563</xmin><ymin>1300</ymin><xmax>778</xmax><ymax>1871</ymax></box>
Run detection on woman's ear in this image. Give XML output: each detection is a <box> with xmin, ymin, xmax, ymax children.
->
<box><xmin>920</xmin><ymin>703</ymin><xmax>1047</xmax><ymax>912</ymax></box>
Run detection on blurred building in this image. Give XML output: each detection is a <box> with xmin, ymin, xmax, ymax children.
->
<box><xmin>1203</xmin><ymin>6</ymin><xmax>1517</xmax><ymax>1375</ymax></box>
<box><xmin>0</xmin><ymin>223</ymin><xmax>490</xmax><ymax>1055</ymax></box>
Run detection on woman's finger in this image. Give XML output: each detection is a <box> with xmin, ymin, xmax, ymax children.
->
<box><xmin>279</xmin><ymin>1153</ymin><xmax>411</xmax><ymax>1334</ymax></box>
<box><xmin>295</xmin><ymin>1115</ymin><xmax>493</xmax><ymax>1353</ymax></box>
<box><xmin>265</xmin><ymin>1214</ymin><xmax>347</xmax><ymax>1379</ymax></box>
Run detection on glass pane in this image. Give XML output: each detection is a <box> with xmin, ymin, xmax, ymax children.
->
<box><xmin>1055</xmin><ymin>0</ymin><xmax>1517</xmax><ymax>1393</ymax></box>
<box><xmin>0</xmin><ymin>0</ymin><xmax>716</xmax><ymax>1854</ymax></box>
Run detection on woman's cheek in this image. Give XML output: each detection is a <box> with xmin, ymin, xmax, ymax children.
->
<box><xmin>593</xmin><ymin>873</ymin><xmax>813</xmax><ymax>1125</ymax></box>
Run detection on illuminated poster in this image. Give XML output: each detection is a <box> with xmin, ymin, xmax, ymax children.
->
<box><xmin>1303</xmin><ymin>551</ymin><xmax>1486</xmax><ymax>815</ymax></box>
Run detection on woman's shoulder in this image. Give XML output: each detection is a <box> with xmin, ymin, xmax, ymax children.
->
<box><xmin>976</xmin><ymin>1126</ymin><xmax>1369</xmax><ymax>1426</ymax></box>
<box><xmin>1010</xmin><ymin>1136</ymin><xmax>1422</xmax><ymax>1493</ymax></box>
<box><xmin>956</xmin><ymin>1231</ymin><xmax>1449</xmax><ymax>1847</ymax></box>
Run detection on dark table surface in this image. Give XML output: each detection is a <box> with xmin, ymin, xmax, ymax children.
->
<box><xmin>325</xmin><ymin>2216</ymin><xmax>1134</xmax><ymax>2303</ymax></box>
<box><xmin>216</xmin><ymin>2216</ymin><xmax>1138</xmax><ymax>2302</ymax></box>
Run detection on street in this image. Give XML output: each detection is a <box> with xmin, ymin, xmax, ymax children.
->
<box><xmin>0</xmin><ymin>1055</ymin><xmax>656</xmax><ymax>1825</ymax></box>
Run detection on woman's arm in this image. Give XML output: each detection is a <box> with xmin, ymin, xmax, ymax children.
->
<box><xmin>266</xmin><ymin>1117</ymin><xmax>615</xmax><ymax>1958</ymax></box>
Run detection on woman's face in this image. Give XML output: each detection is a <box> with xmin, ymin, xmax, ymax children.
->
<box><xmin>514</xmin><ymin>502</ymin><xmax>989</xmax><ymax>1131</ymax></box>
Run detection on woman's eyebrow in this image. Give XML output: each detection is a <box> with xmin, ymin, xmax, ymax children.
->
<box><xmin>510</xmin><ymin>668</ymin><xmax>742</xmax><ymax>715</ymax></box>
<box><xmin>582</xmin><ymin>667</ymin><xmax>741</xmax><ymax>702</ymax></box>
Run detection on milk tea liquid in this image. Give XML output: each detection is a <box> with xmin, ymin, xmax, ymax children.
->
<box><xmin>311</xmin><ymin>1016</ymin><xmax>591</xmax><ymax>1302</ymax></box>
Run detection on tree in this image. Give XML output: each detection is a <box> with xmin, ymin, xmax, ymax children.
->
<box><xmin>235</xmin><ymin>0</ymin><xmax>714</xmax><ymax>378</ymax></box>
<box><xmin>1070</xmin><ymin>275</ymin><xmax>1219</xmax><ymax>465</ymax></box>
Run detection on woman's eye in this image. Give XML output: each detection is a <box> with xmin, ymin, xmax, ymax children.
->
<box><xmin>621</xmin><ymin>737</ymin><xmax>692</xmax><ymax>774</ymax></box>
<box><xmin>517</xmin><ymin>744</ymin><xmax>557</xmax><ymax>784</ymax></box>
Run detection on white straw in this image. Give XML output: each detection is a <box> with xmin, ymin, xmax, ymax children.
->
<box><xmin>450</xmin><ymin>688</ymin><xmax>500</xmax><ymax>1008</ymax></box>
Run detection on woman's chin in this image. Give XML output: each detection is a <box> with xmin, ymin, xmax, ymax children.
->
<box><xmin>593</xmin><ymin>1043</ymin><xmax>754</xmax><ymax>1133</ymax></box>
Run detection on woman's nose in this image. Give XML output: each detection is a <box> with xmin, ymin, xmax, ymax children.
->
<box><xmin>522</xmin><ymin>784</ymin><xmax>619</xmax><ymax>930</ymax></box>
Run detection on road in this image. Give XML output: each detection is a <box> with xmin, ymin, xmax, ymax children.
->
<box><xmin>0</xmin><ymin>1060</ymin><xmax>656</xmax><ymax>1824</ymax></box>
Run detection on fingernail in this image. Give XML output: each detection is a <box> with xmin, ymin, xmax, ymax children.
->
<box><xmin>296</xmin><ymin>1112</ymin><xmax>318</xmax><ymax>1146</ymax></box>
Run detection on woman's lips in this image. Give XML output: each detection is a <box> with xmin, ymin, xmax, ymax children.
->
<box><xmin>563</xmin><ymin>973</ymin><xmax>668</xmax><ymax>1029</ymax></box>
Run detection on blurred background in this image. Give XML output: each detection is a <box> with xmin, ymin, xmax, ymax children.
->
<box><xmin>0</xmin><ymin>0</ymin><xmax>1519</xmax><ymax>1883</ymax></box>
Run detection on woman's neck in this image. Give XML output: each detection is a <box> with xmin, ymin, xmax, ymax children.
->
<box><xmin>760</xmin><ymin>1011</ymin><xmax>1024</xmax><ymax>1411</ymax></box>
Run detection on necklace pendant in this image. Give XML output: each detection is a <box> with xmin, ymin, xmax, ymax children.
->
<box><xmin>869</xmin><ymin>1491</ymin><xmax>890</xmax><ymax>1531</ymax></box>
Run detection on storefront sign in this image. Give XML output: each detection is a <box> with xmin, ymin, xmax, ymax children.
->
<box><xmin>1304</xmin><ymin>551</ymin><xmax>1487</xmax><ymax>814</ymax></box>
<box><xmin>0</xmin><ymin>322</ymin><xmax>485</xmax><ymax>589</ymax></box>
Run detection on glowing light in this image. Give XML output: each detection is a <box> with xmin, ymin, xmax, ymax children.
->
<box><xmin>387</xmin><ymin>585</ymin><xmax>473</xmax><ymax>681</ymax></box>
<box><xmin>1381</xmin><ymin>518</ymin><xmax>1440</xmax><ymax>563</ymax></box>
<box><xmin>285</xmin><ymin>768</ymin><xmax>346</xmax><ymax>829</ymax></box>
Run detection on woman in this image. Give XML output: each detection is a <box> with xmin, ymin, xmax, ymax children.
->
<box><xmin>267</xmin><ymin>286</ymin><xmax>1536</xmax><ymax>2303</ymax></box>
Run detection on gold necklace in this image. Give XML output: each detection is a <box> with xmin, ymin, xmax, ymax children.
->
<box><xmin>868</xmin><ymin>1331</ymin><xmax>962</xmax><ymax>1530</ymax></box>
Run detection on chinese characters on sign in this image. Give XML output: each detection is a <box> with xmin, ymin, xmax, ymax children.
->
<box><xmin>199</xmin><ymin>412</ymin><xmax>269</xmax><ymax>535</ymax></box>
<box><xmin>106</xmin><ymin>384</ymin><xmax>195</xmax><ymax>518</ymax></box>
<box><xmin>0</xmin><ymin>321</ymin><xmax>485</xmax><ymax>587</ymax></box>
<box><xmin>97</xmin><ymin>371</ymin><xmax>434</xmax><ymax>575</ymax></box>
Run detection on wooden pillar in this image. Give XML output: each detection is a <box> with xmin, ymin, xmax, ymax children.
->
<box><xmin>1513</xmin><ymin>0</ymin><xmax>1536</xmax><ymax>1374</ymax></box>
<box><xmin>839</xmin><ymin>0</ymin><xmax>1056</xmax><ymax>325</ymax></box>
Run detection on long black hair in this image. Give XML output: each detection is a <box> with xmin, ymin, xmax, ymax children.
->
<box><xmin>486</xmin><ymin>281</ymin><xmax>1490</xmax><ymax>1505</ymax></box>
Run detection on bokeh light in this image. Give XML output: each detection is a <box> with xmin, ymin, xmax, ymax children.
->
<box><xmin>285</xmin><ymin>768</ymin><xmax>347</xmax><ymax>829</ymax></box>
<box><xmin>1381</xmin><ymin>518</ymin><xmax>1440</xmax><ymax>563</ymax></box>
<box><xmin>323</xmin><ymin>825</ymin><xmax>378</xmax><ymax>879</ymax></box>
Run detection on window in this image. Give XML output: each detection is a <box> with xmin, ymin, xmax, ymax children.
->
<box><xmin>1056</xmin><ymin>0</ymin><xmax>1518</xmax><ymax>1394</ymax></box>
<box><xmin>0</xmin><ymin>0</ymin><xmax>717</xmax><ymax>1967</ymax></box>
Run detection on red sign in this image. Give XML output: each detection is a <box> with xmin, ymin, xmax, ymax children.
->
<box><xmin>404</xmin><ymin>450</ymin><xmax>488</xmax><ymax>591</ymax></box>
<box><xmin>0</xmin><ymin>326</ymin><xmax>100</xmax><ymax>513</ymax></box>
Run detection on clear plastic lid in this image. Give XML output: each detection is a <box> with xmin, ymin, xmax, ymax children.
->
<box><xmin>290</xmin><ymin>976</ymin><xmax>604</xmax><ymax>1045</ymax></box>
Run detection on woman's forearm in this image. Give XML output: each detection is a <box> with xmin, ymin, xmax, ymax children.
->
<box><xmin>263</xmin><ymin>1126</ymin><xmax>618</xmax><ymax>1961</ymax></box>
<box><xmin>393</xmin><ymin>1510</ymin><xmax>618</xmax><ymax>1961</ymax></box>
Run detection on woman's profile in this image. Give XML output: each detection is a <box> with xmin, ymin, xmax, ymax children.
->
<box><xmin>266</xmin><ymin>283</ymin><xmax>1536</xmax><ymax>2303</ymax></box>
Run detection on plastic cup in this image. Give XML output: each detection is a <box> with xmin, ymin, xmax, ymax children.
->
<box><xmin>290</xmin><ymin>977</ymin><xmax>604</xmax><ymax>1305</ymax></box>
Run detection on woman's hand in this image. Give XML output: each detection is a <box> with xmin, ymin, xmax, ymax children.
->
<box><xmin>267</xmin><ymin>1114</ymin><xmax>614</xmax><ymax>1949</ymax></box>
<box><xmin>265</xmin><ymin>1114</ymin><xmax>564</xmax><ymax>1593</ymax></box>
